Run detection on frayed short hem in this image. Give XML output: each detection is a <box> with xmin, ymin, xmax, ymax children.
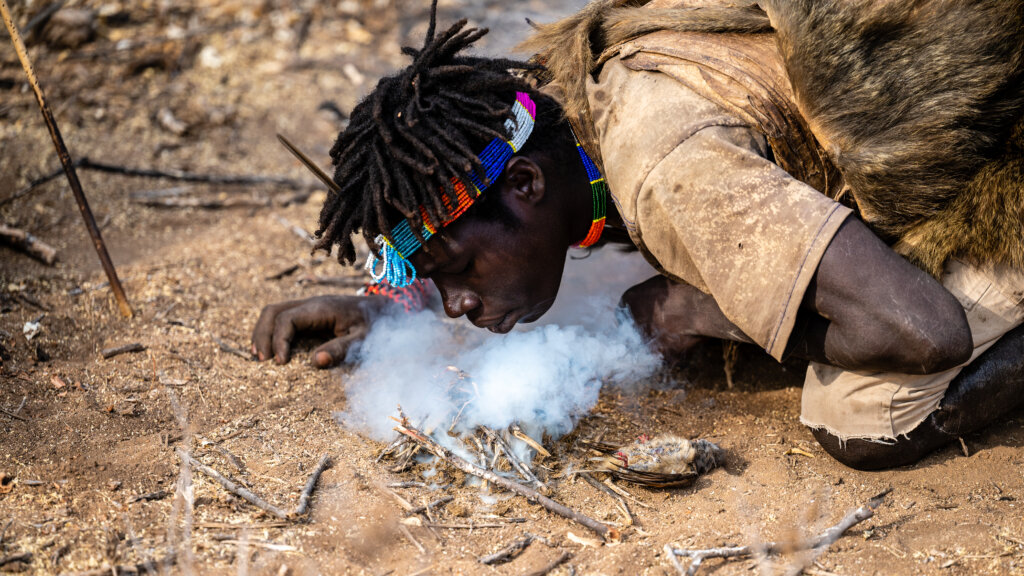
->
<box><xmin>799</xmin><ymin>416</ymin><xmax>900</xmax><ymax>447</ymax></box>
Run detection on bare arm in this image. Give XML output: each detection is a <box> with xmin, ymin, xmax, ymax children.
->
<box><xmin>622</xmin><ymin>218</ymin><xmax>973</xmax><ymax>374</ymax></box>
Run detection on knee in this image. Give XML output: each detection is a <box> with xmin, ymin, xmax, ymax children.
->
<box><xmin>809</xmin><ymin>426</ymin><xmax>944</xmax><ymax>470</ymax></box>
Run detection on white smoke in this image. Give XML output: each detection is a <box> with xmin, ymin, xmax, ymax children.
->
<box><xmin>336</xmin><ymin>246</ymin><xmax>663</xmax><ymax>442</ymax></box>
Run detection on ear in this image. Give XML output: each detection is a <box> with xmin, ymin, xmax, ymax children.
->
<box><xmin>501</xmin><ymin>155</ymin><xmax>545</xmax><ymax>206</ymax></box>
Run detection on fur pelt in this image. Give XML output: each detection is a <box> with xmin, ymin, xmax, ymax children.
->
<box><xmin>762</xmin><ymin>0</ymin><xmax>1024</xmax><ymax>276</ymax></box>
<box><xmin>521</xmin><ymin>0</ymin><xmax>1024</xmax><ymax>277</ymax></box>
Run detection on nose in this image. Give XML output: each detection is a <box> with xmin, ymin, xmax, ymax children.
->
<box><xmin>441</xmin><ymin>286</ymin><xmax>482</xmax><ymax>319</ymax></box>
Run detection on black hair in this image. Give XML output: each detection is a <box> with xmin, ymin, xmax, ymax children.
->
<box><xmin>315</xmin><ymin>1</ymin><xmax>576</xmax><ymax>264</ymax></box>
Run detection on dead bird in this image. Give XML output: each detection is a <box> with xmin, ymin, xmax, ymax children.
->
<box><xmin>584</xmin><ymin>434</ymin><xmax>723</xmax><ymax>488</ymax></box>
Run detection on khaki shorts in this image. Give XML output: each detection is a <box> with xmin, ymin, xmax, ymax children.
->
<box><xmin>800</xmin><ymin>260</ymin><xmax>1024</xmax><ymax>442</ymax></box>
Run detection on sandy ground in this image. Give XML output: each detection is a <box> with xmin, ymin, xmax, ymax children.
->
<box><xmin>3</xmin><ymin>1</ymin><xmax>1024</xmax><ymax>575</ymax></box>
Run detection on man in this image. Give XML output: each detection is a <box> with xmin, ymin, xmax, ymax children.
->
<box><xmin>253</xmin><ymin>0</ymin><xmax>1024</xmax><ymax>470</ymax></box>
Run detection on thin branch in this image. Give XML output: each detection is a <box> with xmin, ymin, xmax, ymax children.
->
<box><xmin>0</xmin><ymin>225</ymin><xmax>57</xmax><ymax>265</ymax></box>
<box><xmin>665</xmin><ymin>489</ymin><xmax>891</xmax><ymax>575</ymax></box>
<box><xmin>479</xmin><ymin>534</ymin><xmax>535</xmax><ymax>565</ymax></box>
<box><xmin>175</xmin><ymin>448</ymin><xmax>290</xmax><ymax>520</ymax></box>
<box><xmin>293</xmin><ymin>454</ymin><xmax>331</xmax><ymax>517</ymax></box>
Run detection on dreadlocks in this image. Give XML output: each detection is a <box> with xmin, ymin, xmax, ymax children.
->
<box><xmin>315</xmin><ymin>1</ymin><xmax>574</xmax><ymax>265</ymax></box>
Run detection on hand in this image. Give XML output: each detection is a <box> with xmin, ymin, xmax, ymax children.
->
<box><xmin>251</xmin><ymin>295</ymin><xmax>378</xmax><ymax>368</ymax></box>
<box><xmin>621</xmin><ymin>276</ymin><xmax>705</xmax><ymax>357</ymax></box>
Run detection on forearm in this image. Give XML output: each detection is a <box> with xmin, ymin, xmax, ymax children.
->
<box><xmin>621</xmin><ymin>276</ymin><xmax>752</xmax><ymax>357</ymax></box>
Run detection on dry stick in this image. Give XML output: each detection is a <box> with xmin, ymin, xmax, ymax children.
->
<box><xmin>293</xmin><ymin>454</ymin><xmax>332</xmax><ymax>517</ymax></box>
<box><xmin>0</xmin><ymin>407</ymin><xmax>29</xmax><ymax>422</ymax></box>
<box><xmin>101</xmin><ymin>342</ymin><xmax>146</xmax><ymax>359</ymax></box>
<box><xmin>665</xmin><ymin>489</ymin><xmax>891</xmax><ymax>576</ymax></box>
<box><xmin>175</xmin><ymin>448</ymin><xmax>289</xmax><ymax>520</ymax></box>
<box><xmin>407</xmin><ymin>495</ymin><xmax>453</xmax><ymax>516</ymax></box>
<box><xmin>0</xmin><ymin>552</ymin><xmax>31</xmax><ymax>567</ymax></box>
<box><xmin>480</xmin><ymin>426</ymin><xmax>549</xmax><ymax>494</ymax></box>
<box><xmin>177</xmin><ymin>449</ymin><xmax>331</xmax><ymax>520</ymax></box>
<box><xmin>399</xmin><ymin>524</ymin><xmax>426</xmax><ymax>554</ymax></box>
<box><xmin>581</xmin><ymin>472</ymin><xmax>635</xmax><ymax>526</ymax></box>
<box><xmin>479</xmin><ymin>534</ymin><xmax>536</xmax><ymax>565</ymax></box>
<box><xmin>510</xmin><ymin>423</ymin><xmax>551</xmax><ymax>458</ymax></box>
<box><xmin>0</xmin><ymin>159</ymin><xmax>317</xmax><ymax>207</ymax></box>
<box><xmin>394</xmin><ymin>421</ymin><xmax>619</xmax><ymax>542</ymax></box>
<box><xmin>132</xmin><ymin>196</ymin><xmax>270</xmax><ymax>209</ymax></box>
<box><xmin>1</xmin><ymin>2</ymin><xmax>132</xmax><ymax>318</ymax></box>
<box><xmin>522</xmin><ymin>550</ymin><xmax>572</xmax><ymax>576</ymax></box>
<box><xmin>0</xmin><ymin>224</ymin><xmax>57</xmax><ymax>265</ymax></box>
<box><xmin>422</xmin><ymin>522</ymin><xmax>510</xmax><ymax>530</ymax></box>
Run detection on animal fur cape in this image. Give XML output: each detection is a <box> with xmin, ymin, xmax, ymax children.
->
<box><xmin>520</xmin><ymin>0</ymin><xmax>1024</xmax><ymax>277</ymax></box>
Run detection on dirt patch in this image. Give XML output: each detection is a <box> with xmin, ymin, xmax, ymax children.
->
<box><xmin>3</xmin><ymin>1</ymin><xmax>1024</xmax><ymax>574</ymax></box>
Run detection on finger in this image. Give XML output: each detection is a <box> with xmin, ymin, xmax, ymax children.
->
<box><xmin>311</xmin><ymin>326</ymin><xmax>367</xmax><ymax>369</ymax></box>
<box><xmin>271</xmin><ymin>308</ymin><xmax>303</xmax><ymax>364</ymax></box>
<box><xmin>252</xmin><ymin>304</ymin><xmax>285</xmax><ymax>361</ymax></box>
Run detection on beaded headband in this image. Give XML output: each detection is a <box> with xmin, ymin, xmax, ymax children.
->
<box><xmin>366</xmin><ymin>91</ymin><xmax>537</xmax><ymax>287</ymax></box>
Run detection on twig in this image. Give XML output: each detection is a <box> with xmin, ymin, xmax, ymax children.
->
<box><xmin>510</xmin><ymin>423</ymin><xmax>551</xmax><ymax>458</ymax></box>
<box><xmin>522</xmin><ymin>550</ymin><xmax>572</xmax><ymax>576</ymax></box>
<box><xmin>1</xmin><ymin>1</ymin><xmax>132</xmax><ymax>317</ymax></box>
<box><xmin>480</xmin><ymin>426</ymin><xmax>548</xmax><ymax>494</ymax></box>
<box><xmin>581</xmin><ymin>473</ymin><xmax>635</xmax><ymax>526</ymax></box>
<box><xmin>421</xmin><ymin>522</ymin><xmax>511</xmax><ymax>529</ymax></box>
<box><xmin>273</xmin><ymin>214</ymin><xmax>315</xmax><ymax>246</ymax></box>
<box><xmin>0</xmin><ymin>552</ymin><xmax>32</xmax><ymax>567</ymax></box>
<box><xmin>407</xmin><ymin>495</ymin><xmax>453</xmax><ymax>516</ymax></box>
<box><xmin>80</xmin><ymin>157</ymin><xmax>314</xmax><ymax>188</ymax></box>
<box><xmin>399</xmin><ymin>524</ymin><xmax>426</xmax><ymax>554</ymax></box>
<box><xmin>0</xmin><ymin>407</ymin><xmax>29</xmax><ymax>422</ymax></box>
<box><xmin>132</xmin><ymin>196</ymin><xmax>270</xmax><ymax>209</ymax></box>
<box><xmin>213</xmin><ymin>337</ymin><xmax>252</xmax><ymax>360</ymax></box>
<box><xmin>265</xmin><ymin>264</ymin><xmax>300</xmax><ymax>281</ymax></box>
<box><xmin>175</xmin><ymin>448</ymin><xmax>290</xmax><ymax>520</ymax></box>
<box><xmin>394</xmin><ymin>419</ymin><xmax>619</xmax><ymax>542</ymax></box>
<box><xmin>276</xmin><ymin>134</ymin><xmax>340</xmax><ymax>193</ymax></box>
<box><xmin>101</xmin><ymin>342</ymin><xmax>146</xmax><ymax>359</ymax></box>
<box><xmin>293</xmin><ymin>454</ymin><xmax>331</xmax><ymax>517</ymax></box>
<box><xmin>479</xmin><ymin>534</ymin><xmax>535</xmax><ymax>565</ymax></box>
<box><xmin>127</xmin><ymin>489</ymin><xmax>169</xmax><ymax>503</ymax></box>
<box><xmin>665</xmin><ymin>489</ymin><xmax>891</xmax><ymax>575</ymax></box>
<box><xmin>56</xmin><ymin>552</ymin><xmax>176</xmax><ymax>576</ymax></box>
<box><xmin>0</xmin><ymin>224</ymin><xmax>57</xmax><ymax>265</ymax></box>
<box><xmin>387</xmin><ymin>481</ymin><xmax>426</xmax><ymax>489</ymax></box>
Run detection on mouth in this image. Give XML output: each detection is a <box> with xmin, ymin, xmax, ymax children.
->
<box><xmin>485</xmin><ymin>313</ymin><xmax>516</xmax><ymax>334</ymax></box>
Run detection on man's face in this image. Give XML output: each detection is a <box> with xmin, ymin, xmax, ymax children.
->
<box><xmin>408</xmin><ymin>158</ymin><xmax>572</xmax><ymax>333</ymax></box>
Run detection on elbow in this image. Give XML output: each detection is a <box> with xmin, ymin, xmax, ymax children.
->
<box><xmin>883</xmin><ymin>305</ymin><xmax>972</xmax><ymax>375</ymax></box>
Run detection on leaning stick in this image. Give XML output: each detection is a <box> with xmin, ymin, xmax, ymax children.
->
<box><xmin>665</xmin><ymin>489</ymin><xmax>891</xmax><ymax>575</ymax></box>
<box><xmin>394</xmin><ymin>419</ymin><xmax>619</xmax><ymax>542</ymax></box>
<box><xmin>1</xmin><ymin>1</ymin><xmax>132</xmax><ymax>318</ymax></box>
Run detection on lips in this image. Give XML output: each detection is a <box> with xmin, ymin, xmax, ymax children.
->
<box><xmin>486</xmin><ymin>313</ymin><xmax>515</xmax><ymax>334</ymax></box>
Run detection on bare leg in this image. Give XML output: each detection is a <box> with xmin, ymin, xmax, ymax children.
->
<box><xmin>812</xmin><ymin>323</ymin><xmax>1024</xmax><ymax>470</ymax></box>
